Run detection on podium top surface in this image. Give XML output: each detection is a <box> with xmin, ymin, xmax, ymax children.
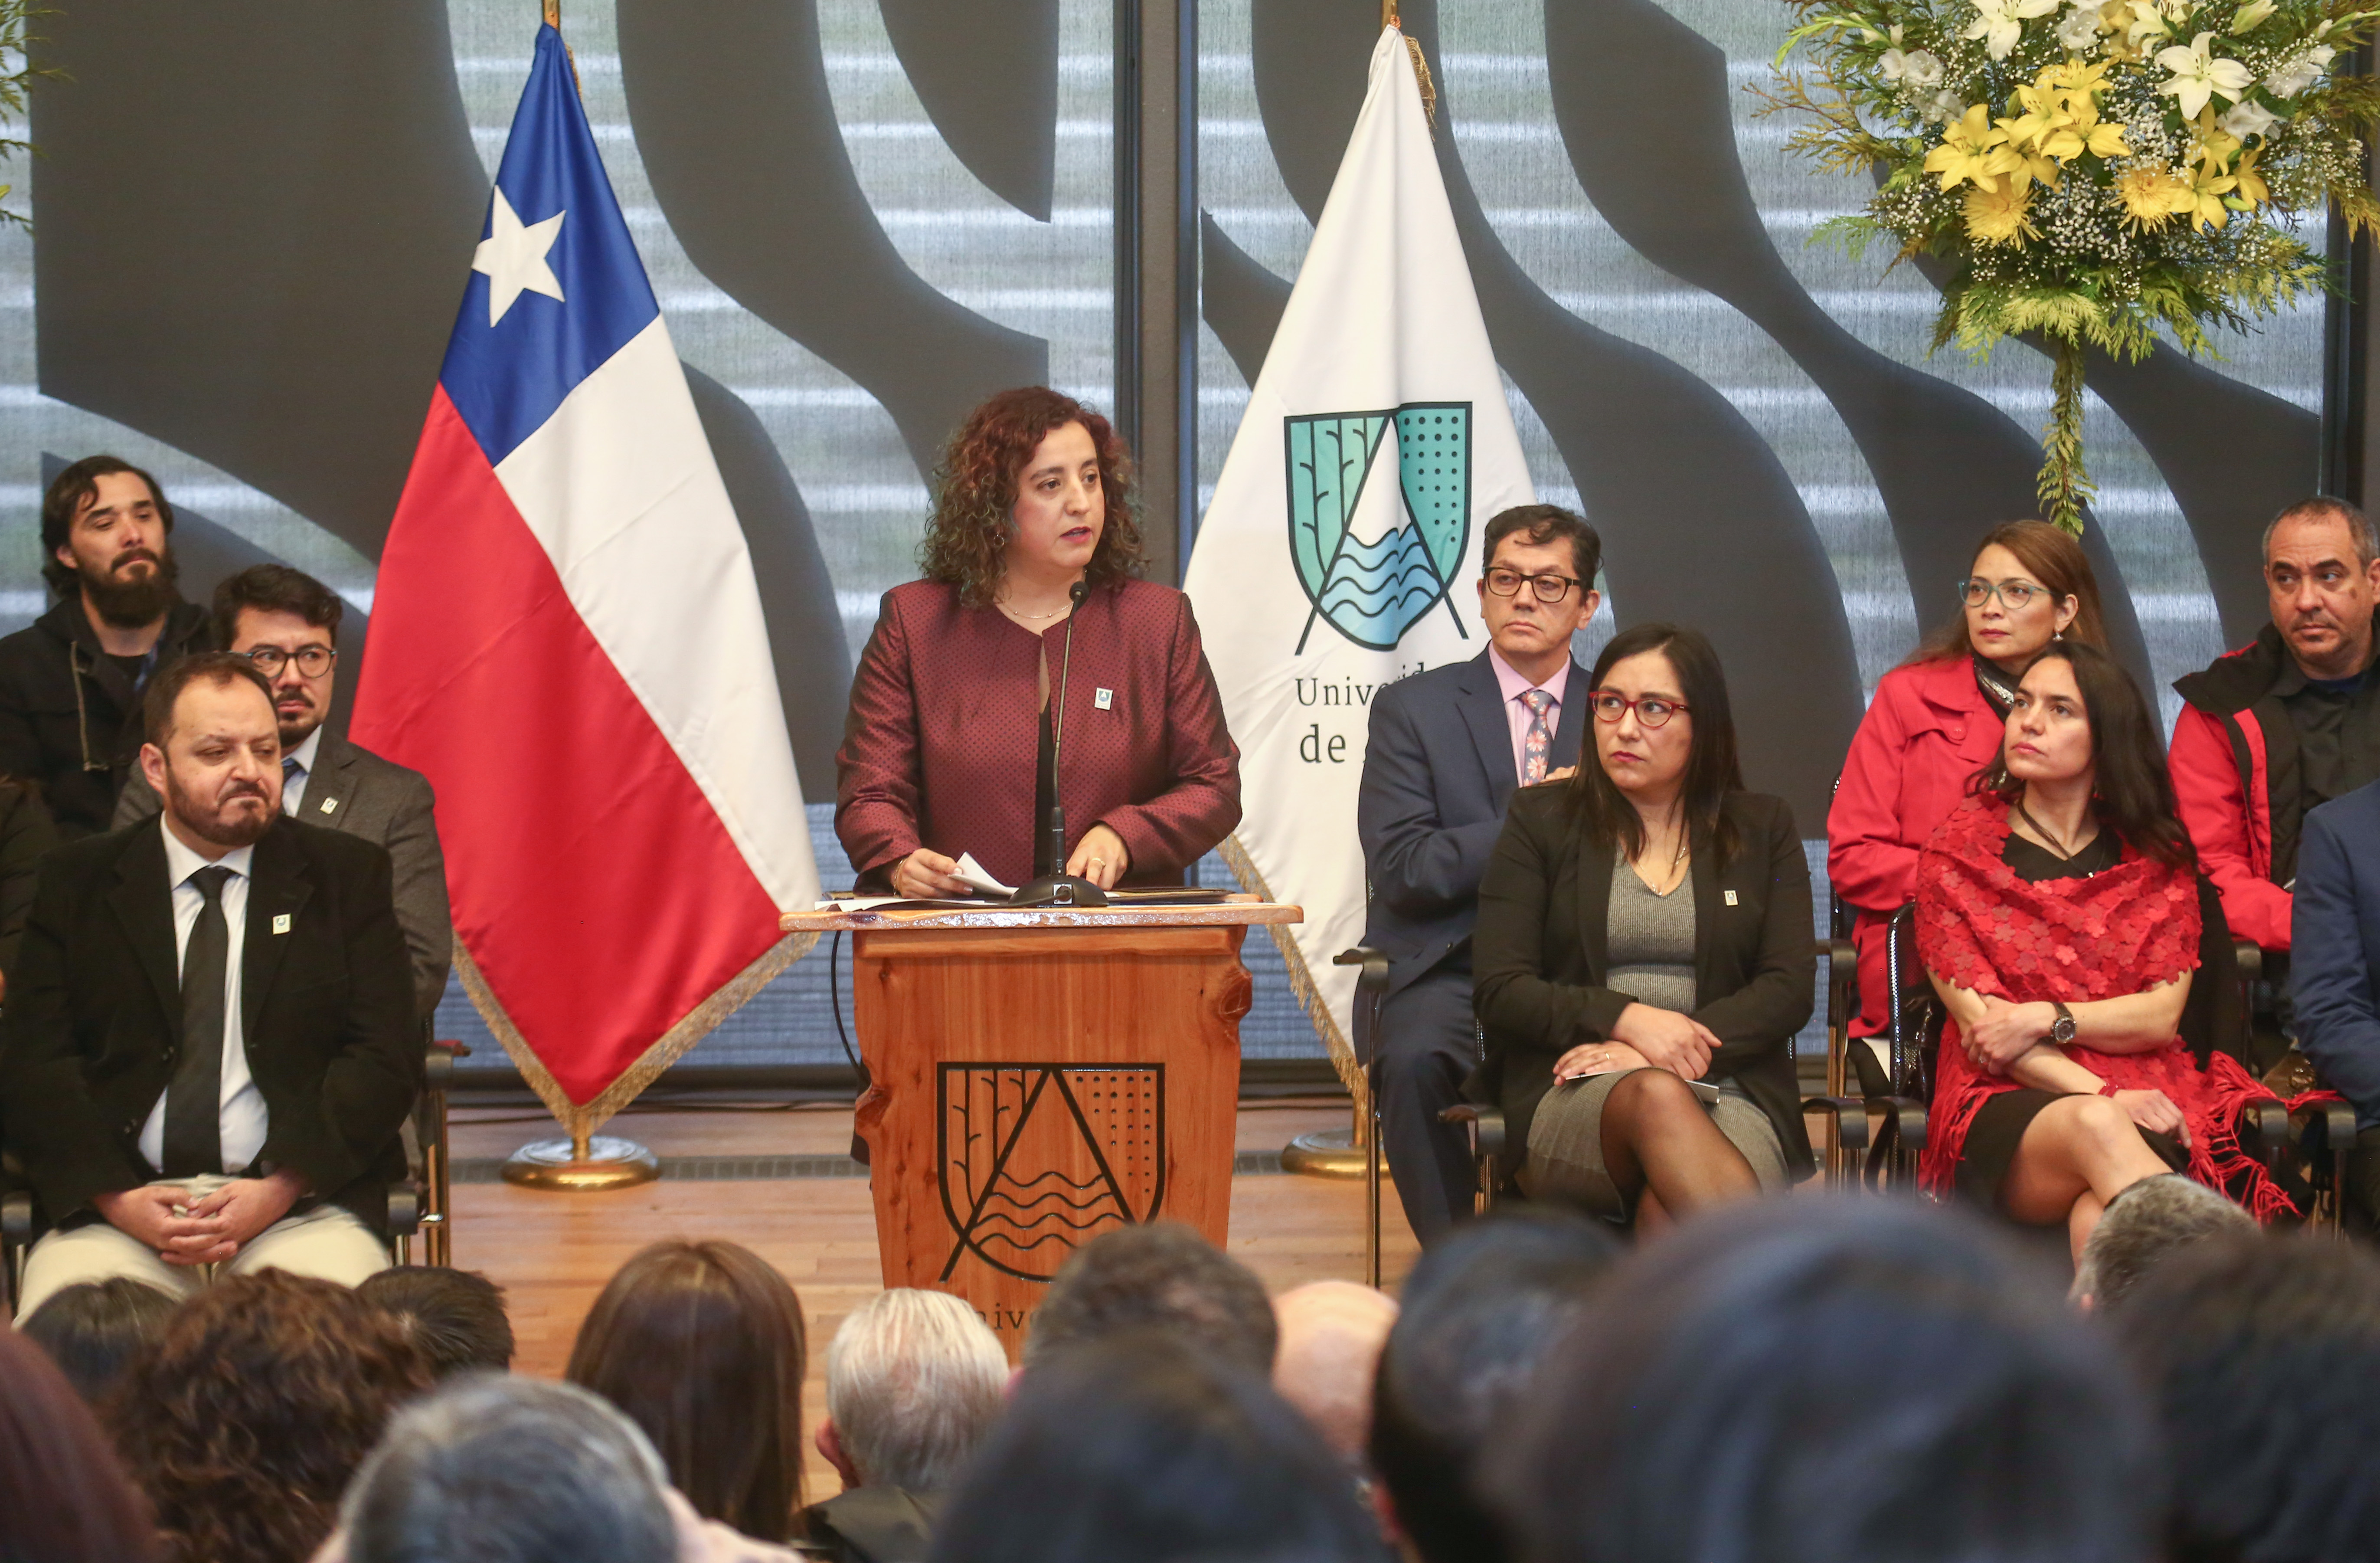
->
<box><xmin>781</xmin><ymin>895</ymin><xmax>1303</xmax><ymax>933</ymax></box>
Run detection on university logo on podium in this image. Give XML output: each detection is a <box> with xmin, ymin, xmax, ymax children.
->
<box><xmin>1285</xmin><ymin>402</ymin><xmax>1473</xmax><ymax>654</ymax></box>
<box><xmin>937</xmin><ymin>1064</ymin><xmax>1166</xmax><ymax>1282</ymax></box>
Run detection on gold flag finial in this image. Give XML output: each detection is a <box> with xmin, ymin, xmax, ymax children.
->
<box><xmin>1381</xmin><ymin>0</ymin><xmax>1399</xmax><ymax>23</ymax></box>
<box><xmin>543</xmin><ymin>0</ymin><xmax>560</xmax><ymax>24</ymax></box>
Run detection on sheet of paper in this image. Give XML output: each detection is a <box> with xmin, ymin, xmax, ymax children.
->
<box><xmin>952</xmin><ymin>852</ymin><xmax>1015</xmax><ymax>898</ymax></box>
<box><xmin>1553</xmin><ymin>1069</ymin><xmax>1722</xmax><ymax>1104</ymax></box>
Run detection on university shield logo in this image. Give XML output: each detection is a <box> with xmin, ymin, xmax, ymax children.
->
<box><xmin>1286</xmin><ymin>401</ymin><xmax>1472</xmax><ymax>653</ymax></box>
<box><xmin>937</xmin><ymin>1063</ymin><xmax>1166</xmax><ymax>1283</ymax></box>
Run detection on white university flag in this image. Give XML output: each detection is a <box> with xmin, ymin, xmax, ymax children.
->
<box><xmin>1184</xmin><ymin>24</ymin><xmax>1535</xmax><ymax>1086</ymax></box>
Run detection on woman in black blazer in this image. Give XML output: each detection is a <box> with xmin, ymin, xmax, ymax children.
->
<box><xmin>1473</xmin><ymin>623</ymin><xmax>1815</xmax><ymax>1229</ymax></box>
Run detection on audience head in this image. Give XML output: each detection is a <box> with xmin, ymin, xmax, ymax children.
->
<box><xmin>1372</xmin><ymin>1212</ymin><xmax>1621</xmax><ymax>1563</ymax></box>
<box><xmin>0</xmin><ymin>1327</ymin><xmax>160</xmax><ymax>1563</ymax></box>
<box><xmin>1984</xmin><ymin>639</ymin><xmax>2193</xmax><ymax>867</ymax></box>
<box><xmin>2070</xmin><ymin>1173</ymin><xmax>2254</xmax><ymax>1311</ymax></box>
<box><xmin>1269</xmin><ymin>1280</ymin><xmax>1399</xmax><ymax>1466</ymax></box>
<box><xmin>1477</xmin><ymin>504</ymin><xmax>1602</xmax><ymax>673</ymax></box>
<box><xmin>933</xmin><ymin>1331</ymin><xmax>1387</xmax><ymax>1563</ymax></box>
<box><xmin>341</xmin><ymin>1376</ymin><xmax>678</xmax><ymax>1563</ymax></box>
<box><xmin>212</xmin><ymin>562</ymin><xmax>347</xmax><ymax>750</ymax></box>
<box><xmin>357</xmin><ymin>1265</ymin><xmax>517</xmax><ymax>1378</ymax></box>
<box><xmin>1570</xmin><ymin>622</ymin><xmax>1744</xmax><ymax>865</ymax></box>
<box><xmin>921</xmin><ymin>386</ymin><xmax>1143</xmax><ymax>607</ymax></box>
<box><xmin>2113</xmin><ymin>1231</ymin><xmax>2380</xmax><ymax>1563</ymax></box>
<box><xmin>821</xmin><ymin>1287</ymin><xmax>1009</xmax><ymax>1494</ymax></box>
<box><xmin>1916</xmin><ymin>518</ymin><xmax>2105</xmax><ymax>669</ymax></box>
<box><xmin>566</xmin><ymin>1238</ymin><xmax>808</xmax><ymax>1540</ymax></box>
<box><xmin>18</xmin><ymin>1275</ymin><xmax>180</xmax><ymax>1406</ymax></box>
<box><xmin>42</xmin><ymin>453</ymin><xmax>179</xmax><ymax>618</ymax></box>
<box><xmin>2262</xmin><ymin>495</ymin><xmax>2380</xmax><ymax>681</ymax></box>
<box><xmin>1025</xmin><ymin>1220</ymin><xmax>1278</xmax><ymax>1373</ymax></box>
<box><xmin>1493</xmin><ymin>1197</ymin><xmax>2154</xmax><ymax>1563</ymax></box>
<box><xmin>138</xmin><ymin>650</ymin><xmax>283</xmax><ymax>849</ymax></box>
<box><xmin>107</xmin><ymin>1268</ymin><xmax>432</xmax><ymax>1563</ymax></box>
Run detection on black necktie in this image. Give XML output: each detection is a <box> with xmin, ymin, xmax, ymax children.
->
<box><xmin>161</xmin><ymin>865</ymin><xmax>234</xmax><ymax>1177</ymax></box>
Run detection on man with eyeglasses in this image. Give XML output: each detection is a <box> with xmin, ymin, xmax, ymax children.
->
<box><xmin>1357</xmin><ymin>505</ymin><xmax>1602</xmax><ymax>1244</ymax></box>
<box><xmin>117</xmin><ymin>564</ymin><xmax>451</xmax><ymax>1021</ymax></box>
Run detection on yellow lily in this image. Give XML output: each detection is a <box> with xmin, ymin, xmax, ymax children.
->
<box><xmin>2047</xmin><ymin>56</ymin><xmax>2113</xmax><ymax>96</ymax></box>
<box><xmin>2183</xmin><ymin>164</ymin><xmax>2240</xmax><ymax>228</ymax></box>
<box><xmin>2230</xmin><ymin>150</ymin><xmax>2270</xmax><ymax>206</ymax></box>
<box><xmin>1965</xmin><ymin>181</ymin><xmax>2042</xmax><ymax>245</ymax></box>
<box><xmin>1926</xmin><ymin>104</ymin><xmax>2013</xmax><ymax>191</ymax></box>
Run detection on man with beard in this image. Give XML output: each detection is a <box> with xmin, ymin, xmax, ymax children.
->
<box><xmin>0</xmin><ymin>653</ymin><xmax>418</xmax><ymax>1313</ymax></box>
<box><xmin>0</xmin><ymin>457</ymin><xmax>212</xmax><ymax>838</ymax></box>
<box><xmin>116</xmin><ymin>565</ymin><xmax>452</xmax><ymax>1021</ymax></box>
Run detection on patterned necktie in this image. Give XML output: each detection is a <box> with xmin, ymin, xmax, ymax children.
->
<box><xmin>162</xmin><ymin>865</ymin><xmax>235</xmax><ymax>1177</ymax></box>
<box><xmin>1519</xmin><ymin>688</ymin><xmax>1556</xmax><ymax>786</ymax></box>
<box><xmin>281</xmin><ymin>755</ymin><xmax>302</xmax><ymax>815</ymax></box>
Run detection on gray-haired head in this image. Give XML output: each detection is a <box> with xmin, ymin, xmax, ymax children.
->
<box><xmin>825</xmin><ymin>1288</ymin><xmax>1009</xmax><ymax>1492</ymax></box>
<box><xmin>2263</xmin><ymin>495</ymin><xmax>2378</xmax><ymax>569</ymax></box>
<box><xmin>340</xmin><ymin>1376</ymin><xmax>677</xmax><ymax>1563</ymax></box>
<box><xmin>2073</xmin><ymin>1174</ymin><xmax>2254</xmax><ymax>1311</ymax></box>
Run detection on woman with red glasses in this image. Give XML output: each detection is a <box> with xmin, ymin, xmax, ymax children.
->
<box><xmin>1472</xmin><ymin>623</ymin><xmax>1815</xmax><ymax>1231</ymax></box>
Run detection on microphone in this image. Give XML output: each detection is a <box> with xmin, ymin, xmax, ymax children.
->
<box><xmin>1009</xmin><ymin>578</ymin><xmax>1109</xmax><ymax>908</ymax></box>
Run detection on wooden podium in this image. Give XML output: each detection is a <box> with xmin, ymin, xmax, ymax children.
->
<box><xmin>779</xmin><ymin>898</ymin><xmax>1302</xmax><ymax>1355</ymax></box>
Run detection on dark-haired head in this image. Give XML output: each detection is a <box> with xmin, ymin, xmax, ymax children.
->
<box><xmin>1568</xmin><ymin>623</ymin><xmax>1744</xmax><ymax>868</ymax></box>
<box><xmin>107</xmin><ymin>1269</ymin><xmax>432</xmax><ymax>1563</ymax></box>
<box><xmin>1371</xmin><ymin>1212</ymin><xmax>1620</xmax><ymax>1563</ymax></box>
<box><xmin>41</xmin><ymin>455</ymin><xmax>178</xmax><ymax>608</ymax></box>
<box><xmin>356</xmin><ymin>1266</ymin><xmax>515</xmax><ymax>1378</ymax></box>
<box><xmin>933</xmin><ymin>1331</ymin><xmax>1387</xmax><ymax>1563</ymax></box>
<box><xmin>919</xmin><ymin>387</ymin><xmax>1144</xmax><ymax>608</ymax></box>
<box><xmin>0</xmin><ymin>1327</ymin><xmax>161</xmax><ymax>1563</ymax></box>
<box><xmin>2112</xmin><ymin>1231</ymin><xmax>2380</xmax><ymax>1563</ymax></box>
<box><xmin>1491</xmin><ymin>1197</ymin><xmax>2154</xmax><ymax>1563</ymax></box>
<box><xmin>1481</xmin><ymin>505</ymin><xmax>1601</xmax><ymax>586</ymax></box>
<box><xmin>19</xmin><ymin>1277</ymin><xmax>180</xmax><ymax>1405</ymax></box>
<box><xmin>1911</xmin><ymin>520</ymin><xmax>2107</xmax><ymax>668</ymax></box>
<box><xmin>211</xmin><ymin>562</ymin><xmax>345</xmax><ymax>650</ymax></box>
<box><xmin>1026</xmin><ymin>1220</ymin><xmax>1279</xmax><ymax>1373</ymax></box>
<box><xmin>566</xmin><ymin>1239</ymin><xmax>808</xmax><ymax>1541</ymax></box>
<box><xmin>1978</xmin><ymin>640</ymin><xmax>2193</xmax><ymax>868</ymax></box>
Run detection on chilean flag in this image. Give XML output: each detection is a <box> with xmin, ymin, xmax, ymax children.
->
<box><xmin>354</xmin><ymin>25</ymin><xmax>819</xmax><ymax>1113</ymax></box>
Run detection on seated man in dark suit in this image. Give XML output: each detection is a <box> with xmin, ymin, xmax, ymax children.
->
<box><xmin>1357</xmin><ymin>505</ymin><xmax>1601</xmax><ymax>1244</ymax></box>
<box><xmin>2</xmin><ymin>652</ymin><xmax>419</xmax><ymax>1315</ymax></box>
<box><xmin>117</xmin><ymin>564</ymin><xmax>452</xmax><ymax>1022</ymax></box>
<box><xmin>2289</xmin><ymin>775</ymin><xmax>2380</xmax><ymax>1230</ymax></box>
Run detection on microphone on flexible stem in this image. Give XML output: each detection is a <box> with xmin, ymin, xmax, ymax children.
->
<box><xmin>1009</xmin><ymin>578</ymin><xmax>1109</xmax><ymax>908</ymax></box>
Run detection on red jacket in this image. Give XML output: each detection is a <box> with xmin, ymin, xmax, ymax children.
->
<box><xmin>1826</xmin><ymin>655</ymin><xmax>2004</xmax><ymax>1035</ymax></box>
<box><xmin>834</xmin><ymin>577</ymin><xmax>1241</xmax><ymax>890</ymax></box>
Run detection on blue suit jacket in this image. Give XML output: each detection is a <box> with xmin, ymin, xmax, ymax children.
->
<box><xmin>2294</xmin><ymin>780</ymin><xmax>2380</xmax><ymax>1129</ymax></box>
<box><xmin>1357</xmin><ymin>650</ymin><xmax>1588</xmax><ymax>997</ymax></box>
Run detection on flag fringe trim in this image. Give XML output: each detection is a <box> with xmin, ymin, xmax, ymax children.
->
<box><xmin>454</xmin><ymin>931</ymin><xmax>820</xmax><ymax>1142</ymax></box>
<box><xmin>1216</xmin><ymin>832</ymin><xmax>1370</xmax><ymax>1109</ymax></box>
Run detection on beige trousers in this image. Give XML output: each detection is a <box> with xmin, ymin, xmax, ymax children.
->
<box><xmin>16</xmin><ymin>1174</ymin><xmax>387</xmax><ymax>1319</ymax></box>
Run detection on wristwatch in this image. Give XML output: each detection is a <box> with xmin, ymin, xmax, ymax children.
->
<box><xmin>2048</xmin><ymin>1000</ymin><xmax>2077</xmax><ymax>1045</ymax></box>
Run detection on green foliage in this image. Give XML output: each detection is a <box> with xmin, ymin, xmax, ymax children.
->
<box><xmin>0</xmin><ymin>2</ymin><xmax>58</xmax><ymax>230</ymax></box>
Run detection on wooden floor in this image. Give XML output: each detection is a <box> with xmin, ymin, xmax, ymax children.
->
<box><xmin>444</xmin><ymin>1098</ymin><xmax>1420</xmax><ymax>1490</ymax></box>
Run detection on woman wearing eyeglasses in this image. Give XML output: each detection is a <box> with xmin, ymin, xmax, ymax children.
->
<box><xmin>1471</xmin><ymin>623</ymin><xmax>1815</xmax><ymax>1229</ymax></box>
<box><xmin>1828</xmin><ymin>521</ymin><xmax>2108</xmax><ymax>1068</ymax></box>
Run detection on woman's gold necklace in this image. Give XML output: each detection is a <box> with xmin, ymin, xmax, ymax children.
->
<box><xmin>1635</xmin><ymin>817</ymin><xmax>1689</xmax><ymax>894</ymax></box>
<box><xmin>997</xmin><ymin>599</ymin><xmax>1068</xmax><ymax>621</ymax></box>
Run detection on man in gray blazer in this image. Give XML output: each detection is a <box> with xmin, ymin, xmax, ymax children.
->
<box><xmin>1357</xmin><ymin>506</ymin><xmax>1601</xmax><ymax>1244</ymax></box>
<box><xmin>118</xmin><ymin>565</ymin><xmax>451</xmax><ymax>1021</ymax></box>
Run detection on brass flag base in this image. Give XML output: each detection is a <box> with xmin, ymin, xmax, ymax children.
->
<box><xmin>1282</xmin><ymin>1126</ymin><xmax>1370</xmax><ymax>1179</ymax></box>
<box><xmin>502</xmin><ymin>1134</ymin><xmax>660</xmax><ymax>1191</ymax></box>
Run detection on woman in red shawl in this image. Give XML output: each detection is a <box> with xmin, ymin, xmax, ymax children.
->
<box><xmin>1916</xmin><ymin>641</ymin><xmax>2289</xmax><ymax>1259</ymax></box>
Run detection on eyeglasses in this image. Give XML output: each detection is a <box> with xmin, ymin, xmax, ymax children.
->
<box><xmin>243</xmin><ymin>646</ymin><xmax>336</xmax><ymax>677</ymax></box>
<box><xmin>1958</xmin><ymin>578</ymin><xmax>2047</xmax><ymax>611</ymax></box>
<box><xmin>1484</xmin><ymin>567</ymin><xmax>1586</xmax><ymax>603</ymax></box>
<box><xmin>1587</xmin><ymin>690</ymin><xmax>1690</xmax><ymax>728</ymax></box>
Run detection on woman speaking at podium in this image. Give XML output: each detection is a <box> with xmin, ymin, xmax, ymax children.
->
<box><xmin>835</xmin><ymin>387</ymin><xmax>1241</xmax><ymax>898</ymax></box>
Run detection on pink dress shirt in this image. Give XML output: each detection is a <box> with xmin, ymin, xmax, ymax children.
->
<box><xmin>1488</xmin><ymin>645</ymin><xmax>1572</xmax><ymax>782</ymax></box>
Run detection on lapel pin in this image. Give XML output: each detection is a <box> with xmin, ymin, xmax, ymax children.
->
<box><xmin>1723</xmin><ymin>890</ymin><xmax>1739</xmax><ymax>907</ymax></box>
<box><xmin>272</xmin><ymin>913</ymin><xmax>293</xmax><ymax>935</ymax></box>
<box><xmin>1095</xmin><ymin>688</ymin><xmax>1114</xmax><ymax>711</ymax></box>
<box><xmin>319</xmin><ymin>797</ymin><xmax>338</xmax><ymax>814</ymax></box>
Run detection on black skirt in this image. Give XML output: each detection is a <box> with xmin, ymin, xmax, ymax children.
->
<box><xmin>1955</xmin><ymin>1088</ymin><xmax>2189</xmax><ymax>1210</ymax></box>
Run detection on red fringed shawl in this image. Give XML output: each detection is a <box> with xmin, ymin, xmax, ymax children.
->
<box><xmin>1913</xmin><ymin>795</ymin><xmax>2298</xmax><ymax>1220</ymax></box>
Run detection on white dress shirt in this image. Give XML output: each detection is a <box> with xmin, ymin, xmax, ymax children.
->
<box><xmin>280</xmin><ymin>725</ymin><xmax>324</xmax><ymax>816</ymax></box>
<box><xmin>137</xmin><ymin>822</ymin><xmax>266</xmax><ymax>1175</ymax></box>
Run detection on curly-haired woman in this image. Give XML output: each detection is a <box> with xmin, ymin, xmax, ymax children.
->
<box><xmin>836</xmin><ymin>387</ymin><xmax>1240</xmax><ymax>896</ymax></box>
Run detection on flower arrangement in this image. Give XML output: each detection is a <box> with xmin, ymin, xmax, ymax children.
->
<box><xmin>1765</xmin><ymin>0</ymin><xmax>2380</xmax><ymax>529</ymax></box>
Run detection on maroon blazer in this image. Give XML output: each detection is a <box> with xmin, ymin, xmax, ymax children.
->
<box><xmin>835</xmin><ymin>577</ymin><xmax>1242</xmax><ymax>889</ymax></box>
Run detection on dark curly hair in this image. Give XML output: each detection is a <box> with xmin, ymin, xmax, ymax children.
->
<box><xmin>917</xmin><ymin>387</ymin><xmax>1145</xmax><ymax>607</ymax></box>
<box><xmin>106</xmin><ymin>1269</ymin><xmax>433</xmax><ymax>1563</ymax></box>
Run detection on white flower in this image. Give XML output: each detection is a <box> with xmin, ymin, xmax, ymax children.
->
<box><xmin>2264</xmin><ymin>42</ymin><xmax>2336</xmax><ymax>96</ymax></box>
<box><xmin>2230</xmin><ymin>0</ymin><xmax>2275</xmax><ymax>30</ymax></box>
<box><xmin>2156</xmin><ymin>31</ymin><xmax>2255</xmax><ymax>118</ymax></box>
<box><xmin>2056</xmin><ymin>4</ymin><xmax>2106</xmax><ymax>48</ymax></box>
<box><xmin>1883</xmin><ymin>44</ymin><xmax>1946</xmax><ymax>84</ymax></box>
<box><xmin>1921</xmin><ymin>88</ymin><xmax>1968</xmax><ymax>123</ymax></box>
<box><xmin>2126</xmin><ymin>0</ymin><xmax>2184</xmax><ymax>48</ymax></box>
<box><xmin>2220</xmin><ymin>97</ymin><xmax>2281</xmax><ymax>138</ymax></box>
<box><xmin>1963</xmin><ymin>0</ymin><xmax>2062</xmax><ymax>59</ymax></box>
